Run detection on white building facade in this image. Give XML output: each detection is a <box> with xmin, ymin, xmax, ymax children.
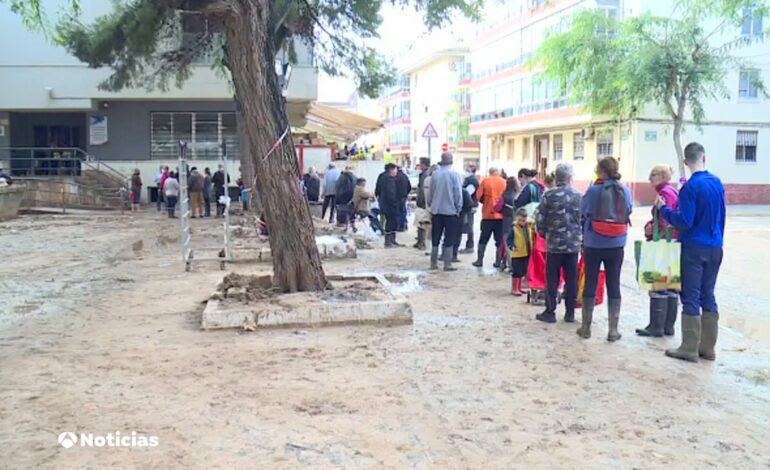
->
<box><xmin>469</xmin><ymin>0</ymin><xmax>770</xmax><ymax>204</ymax></box>
<box><xmin>0</xmin><ymin>0</ymin><xmax>318</xmax><ymax>200</ymax></box>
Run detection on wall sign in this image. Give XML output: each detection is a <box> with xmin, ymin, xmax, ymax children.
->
<box><xmin>89</xmin><ymin>115</ymin><xmax>108</xmax><ymax>145</ymax></box>
<box><xmin>645</xmin><ymin>130</ymin><xmax>657</xmax><ymax>142</ymax></box>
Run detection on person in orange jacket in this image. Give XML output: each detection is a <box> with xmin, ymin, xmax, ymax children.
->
<box><xmin>472</xmin><ymin>166</ymin><xmax>507</xmax><ymax>267</ymax></box>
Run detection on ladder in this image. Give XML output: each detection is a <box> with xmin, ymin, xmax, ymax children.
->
<box><xmin>179</xmin><ymin>140</ymin><xmax>233</xmax><ymax>271</ymax></box>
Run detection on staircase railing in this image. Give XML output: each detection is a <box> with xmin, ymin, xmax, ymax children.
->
<box><xmin>0</xmin><ymin>147</ymin><xmax>129</xmax><ymax>188</ymax></box>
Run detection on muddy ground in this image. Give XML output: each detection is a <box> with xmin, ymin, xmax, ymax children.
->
<box><xmin>0</xmin><ymin>207</ymin><xmax>769</xmax><ymax>469</ymax></box>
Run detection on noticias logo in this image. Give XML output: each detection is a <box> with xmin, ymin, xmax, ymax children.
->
<box><xmin>57</xmin><ymin>431</ymin><xmax>159</xmax><ymax>448</ymax></box>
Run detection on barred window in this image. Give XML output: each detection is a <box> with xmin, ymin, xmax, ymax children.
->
<box><xmin>553</xmin><ymin>134</ymin><xmax>563</xmax><ymax>161</ymax></box>
<box><xmin>573</xmin><ymin>132</ymin><xmax>585</xmax><ymax>160</ymax></box>
<box><xmin>150</xmin><ymin>112</ymin><xmax>239</xmax><ymax>160</ymax></box>
<box><xmin>597</xmin><ymin>130</ymin><xmax>614</xmax><ymax>158</ymax></box>
<box><xmin>736</xmin><ymin>130</ymin><xmax>758</xmax><ymax>162</ymax></box>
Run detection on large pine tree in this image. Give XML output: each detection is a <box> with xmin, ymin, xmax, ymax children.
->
<box><xmin>6</xmin><ymin>0</ymin><xmax>480</xmax><ymax>292</ymax></box>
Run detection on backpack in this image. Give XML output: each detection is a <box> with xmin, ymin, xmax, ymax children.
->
<box><xmin>522</xmin><ymin>183</ymin><xmax>540</xmax><ymax>222</ymax></box>
<box><xmin>591</xmin><ymin>180</ymin><xmax>630</xmax><ymax>237</ymax></box>
<box><xmin>461</xmin><ymin>189</ymin><xmax>473</xmax><ymax>214</ymax></box>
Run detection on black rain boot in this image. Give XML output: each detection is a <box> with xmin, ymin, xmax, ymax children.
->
<box><xmin>636</xmin><ymin>292</ymin><xmax>666</xmax><ymax>337</ymax></box>
<box><xmin>665</xmin><ymin>315</ymin><xmax>701</xmax><ymax>362</ymax></box>
<box><xmin>384</xmin><ymin>233</ymin><xmax>395</xmax><ymax>248</ymax></box>
<box><xmin>472</xmin><ymin>243</ymin><xmax>486</xmax><ymax>267</ymax></box>
<box><xmin>443</xmin><ymin>249</ymin><xmax>457</xmax><ymax>272</ymax></box>
<box><xmin>664</xmin><ymin>292</ymin><xmax>679</xmax><ymax>336</ymax></box>
<box><xmin>492</xmin><ymin>249</ymin><xmax>502</xmax><ymax>268</ymax></box>
<box><xmin>451</xmin><ymin>245</ymin><xmax>460</xmax><ymax>263</ymax></box>
<box><xmin>536</xmin><ymin>310</ymin><xmax>557</xmax><ymax>324</ymax></box>
<box><xmin>430</xmin><ymin>247</ymin><xmax>439</xmax><ymax>270</ymax></box>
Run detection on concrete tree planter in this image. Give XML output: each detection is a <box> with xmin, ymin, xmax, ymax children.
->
<box><xmin>201</xmin><ymin>274</ymin><xmax>413</xmax><ymax>330</ymax></box>
<box><xmin>0</xmin><ymin>185</ymin><xmax>25</xmax><ymax>221</ymax></box>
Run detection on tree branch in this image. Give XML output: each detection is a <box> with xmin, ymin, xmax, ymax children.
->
<box><xmin>158</xmin><ymin>0</ymin><xmax>232</xmax><ymax>14</ymax></box>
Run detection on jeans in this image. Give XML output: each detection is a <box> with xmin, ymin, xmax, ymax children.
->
<box><xmin>431</xmin><ymin>214</ymin><xmax>460</xmax><ymax>250</ymax></box>
<box><xmin>479</xmin><ymin>219</ymin><xmax>503</xmax><ymax>248</ymax></box>
<box><xmin>546</xmin><ymin>252</ymin><xmax>578</xmax><ymax>314</ymax></box>
<box><xmin>681</xmin><ymin>245</ymin><xmax>723</xmax><ymax>316</ymax></box>
<box><xmin>166</xmin><ymin>195</ymin><xmax>178</xmax><ymax>217</ymax></box>
<box><xmin>322</xmin><ymin>195</ymin><xmax>336</xmax><ymax>222</ymax></box>
<box><xmin>203</xmin><ymin>191</ymin><xmax>211</xmax><ymax>217</ymax></box>
<box><xmin>156</xmin><ymin>188</ymin><xmax>164</xmax><ymax>211</ymax></box>
<box><xmin>582</xmin><ymin>247</ymin><xmax>624</xmax><ymax>302</ymax></box>
<box><xmin>399</xmin><ymin>199</ymin><xmax>408</xmax><ymax>231</ymax></box>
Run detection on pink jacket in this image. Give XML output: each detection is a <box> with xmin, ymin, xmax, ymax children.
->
<box><xmin>646</xmin><ymin>183</ymin><xmax>679</xmax><ymax>240</ymax></box>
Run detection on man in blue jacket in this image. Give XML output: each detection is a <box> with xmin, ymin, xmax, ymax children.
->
<box><xmin>656</xmin><ymin>142</ymin><xmax>726</xmax><ymax>363</ymax></box>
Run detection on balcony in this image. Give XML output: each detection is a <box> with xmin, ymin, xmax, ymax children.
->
<box><xmin>472</xmin><ymin>52</ymin><xmax>534</xmax><ymax>82</ymax></box>
<box><xmin>471</xmin><ymin>99</ymin><xmax>570</xmax><ymax>123</ymax></box>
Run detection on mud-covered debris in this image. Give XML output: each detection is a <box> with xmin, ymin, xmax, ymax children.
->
<box><xmin>321</xmin><ymin>281</ymin><xmax>378</xmax><ymax>303</ymax></box>
<box><xmin>214</xmin><ymin>273</ymin><xmax>276</xmax><ymax>302</ymax></box>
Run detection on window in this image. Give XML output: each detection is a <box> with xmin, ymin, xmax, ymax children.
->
<box><xmin>573</xmin><ymin>133</ymin><xmax>584</xmax><ymax>160</ymax></box>
<box><xmin>736</xmin><ymin>130</ymin><xmax>758</xmax><ymax>162</ymax></box>
<box><xmin>553</xmin><ymin>134</ymin><xmax>563</xmax><ymax>161</ymax></box>
<box><xmin>739</xmin><ymin>69</ymin><xmax>760</xmax><ymax>99</ymax></box>
<box><xmin>597</xmin><ymin>130</ymin><xmax>614</xmax><ymax>158</ymax></box>
<box><xmin>742</xmin><ymin>7</ymin><xmax>764</xmax><ymax>37</ymax></box>
<box><xmin>150</xmin><ymin>112</ymin><xmax>239</xmax><ymax>160</ymax></box>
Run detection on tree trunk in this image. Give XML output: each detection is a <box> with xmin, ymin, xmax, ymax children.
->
<box><xmin>234</xmin><ymin>104</ymin><xmax>262</xmax><ymax>213</ymax></box>
<box><xmin>672</xmin><ymin>116</ymin><xmax>685</xmax><ymax>178</ymax></box>
<box><xmin>223</xmin><ymin>0</ymin><xmax>326</xmax><ymax>292</ymax></box>
<box><xmin>672</xmin><ymin>95</ymin><xmax>688</xmax><ymax>179</ymax></box>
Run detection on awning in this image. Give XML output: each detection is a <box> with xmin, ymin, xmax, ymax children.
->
<box><xmin>297</xmin><ymin>103</ymin><xmax>383</xmax><ymax>142</ymax></box>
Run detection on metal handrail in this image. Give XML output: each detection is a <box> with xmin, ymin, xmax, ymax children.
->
<box><xmin>0</xmin><ymin>146</ymin><xmax>129</xmax><ymax>186</ymax></box>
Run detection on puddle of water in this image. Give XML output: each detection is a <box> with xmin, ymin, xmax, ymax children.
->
<box><xmin>383</xmin><ymin>271</ymin><xmax>424</xmax><ymax>294</ymax></box>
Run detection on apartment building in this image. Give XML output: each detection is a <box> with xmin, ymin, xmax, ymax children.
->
<box><xmin>0</xmin><ymin>0</ymin><xmax>317</xmax><ymax>196</ymax></box>
<box><xmin>469</xmin><ymin>0</ymin><xmax>770</xmax><ymax>203</ymax></box>
<box><xmin>379</xmin><ymin>46</ymin><xmax>479</xmax><ymax>168</ymax></box>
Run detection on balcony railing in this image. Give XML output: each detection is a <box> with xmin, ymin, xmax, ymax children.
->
<box><xmin>473</xmin><ymin>52</ymin><xmax>535</xmax><ymax>81</ymax></box>
<box><xmin>471</xmin><ymin>98</ymin><xmax>570</xmax><ymax>123</ymax></box>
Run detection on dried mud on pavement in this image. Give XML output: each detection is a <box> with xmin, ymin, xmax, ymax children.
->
<box><xmin>1</xmin><ymin>209</ymin><xmax>769</xmax><ymax>469</ymax></box>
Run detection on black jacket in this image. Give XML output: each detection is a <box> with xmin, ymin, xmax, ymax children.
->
<box><xmin>464</xmin><ymin>173</ymin><xmax>480</xmax><ymax>205</ymax></box>
<box><xmin>335</xmin><ymin>171</ymin><xmax>357</xmax><ymax>205</ymax></box>
<box><xmin>416</xmin><ymin>169</ymin><xmax>428</xmax><ymax>209</ymax></box>
<box><xmin>211</xmin><ymin>170</ymin><xmax>225</xmax><ymax>196</ymax></box>
<box><xmin>376</xmin><ymin>172</ymin><xmax>400</xmax><ymax>213</ymax></box>
<box><xmin>304</xmin><ymin>174</ymin><xmax>320</xmax><ymax>202</ymax></box>
<box><xmin>515</xmin><ymin>181</ymin><xmax>543</xmax><ymax>210</ymax></box>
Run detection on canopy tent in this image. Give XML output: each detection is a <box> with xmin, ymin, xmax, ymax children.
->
<box><xmin>294</xmin><ymin>103</ymin><xmax>382</xmax><ymax>143</ymax></box>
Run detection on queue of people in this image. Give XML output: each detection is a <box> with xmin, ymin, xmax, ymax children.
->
<box><xmin>351</xmin><ymin>142</ymin><xmax>723</xmax><ymax>365</ymax></box>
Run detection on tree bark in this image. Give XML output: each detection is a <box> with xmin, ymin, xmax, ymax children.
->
<box><xmin>672</xmin><ymin>116</ymin><xmax>685</xmax><ymax>178</ymax></box>
<box><xmin>223</xmin><ymin>0</ymin><xmax>326</xmax><ymax>292</ymax></box>
<box><xmin>234</xmin><ymin>104</ymin><xmax>262</xmax><ymax>213</ymax></box>
<box><xmin>673</xmin><ymin>94</ymin><xmax>688</xmax><ymax>178</ymax></box>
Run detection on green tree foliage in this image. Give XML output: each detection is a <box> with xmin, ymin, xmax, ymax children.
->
<box><xmin>532</xmin><ymin>0</ymin><xmax>768</xmax><ymax>174</ymax></box>
<box><xmin>6</xmin><ymin>0</ymin><xmax>481</xmax><ymax>98</ymax></box>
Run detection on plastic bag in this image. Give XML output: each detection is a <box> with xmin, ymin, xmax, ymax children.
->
<box><xmin>636</xmin><ymin>212</ymin><xmax>681</xmax><ymax>291</ymax></box>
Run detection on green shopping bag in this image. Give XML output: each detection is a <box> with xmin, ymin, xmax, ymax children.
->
<box><xmin>637</xmin><ymin>212</ymin><xmax>681</xmax><ymax>291</ymax></box>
